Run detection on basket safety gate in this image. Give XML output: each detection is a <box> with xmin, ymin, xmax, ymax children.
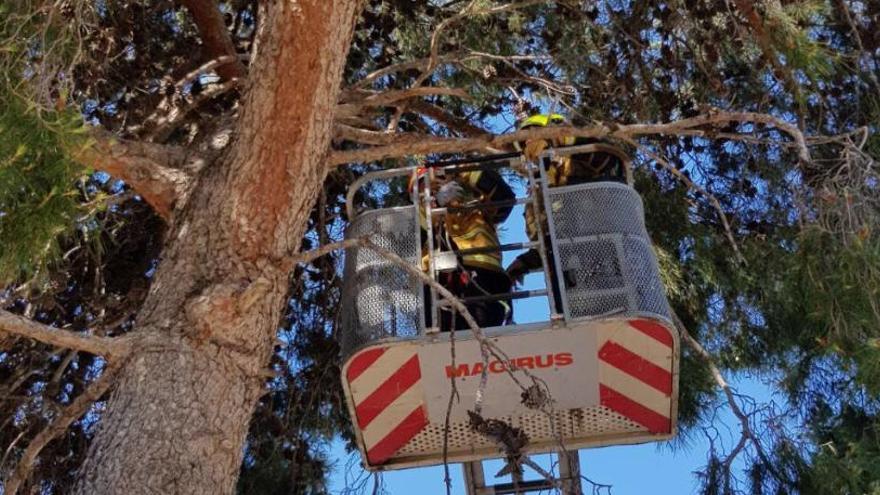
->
<box><xmin>339</xmin><ymin>146</ymin><xmax>679</xmax><ymax>474</ymax></box>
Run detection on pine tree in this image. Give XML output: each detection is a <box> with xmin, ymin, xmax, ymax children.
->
<box><xmin>0</xmin><ymin>1</ymin><xmax>878</xmax><ymax>493</ymax></box>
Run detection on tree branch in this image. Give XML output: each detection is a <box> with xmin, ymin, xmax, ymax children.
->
<box><xmin>336</xmin><ymin>87</ymin><xmax>470</xmax><ymax>118</ymax></box>
<box><xmin>407</xmin><ymin>100</ymin><xmax>488</xmax><ymax>137</ymax></box>
<box><xmin>329</xmin><ymin>111</ymin><xmax>812</xmax><ymax>165</ymax></box>
<box><xmin>673</xmin><ymin>312</ymin><xmax>792</xmax><ymax>488</ymax></box>
<box><xmin>351</xmin><ymin>50</ymin><xmax>551</xmax><ymax>90</ymax></box>
<box><xmin>0</xmin><ymin>310</ymin><xmax>130</xmax><ymax>359</ymax></box>
<box><xmin>353</xmin><ymin>52</ymin><xmax>469</xmax><ymax>89</ymax></box>
<box><xmin>147</xmin><ymin>78</ymin><xmax>241</xmax><ymax>143</ymax></box>
<box><xmin>75</xmin><ymin>131</ymin><xmax>197</xmax><ymax>220</ymax></box>
<box><xmin>180</xmin><ymin>0</ymin><xmax>246</xmax><ymax>81</ymax></box>
<box><xmin>2</xmin><ymin>362</ymin><xmax>122</xmax><ymax>495</ymax></box>
<box><xmin>334</xmin><ymin>124</ymin><xmax>405</xmax><ymax>146</ymax></box>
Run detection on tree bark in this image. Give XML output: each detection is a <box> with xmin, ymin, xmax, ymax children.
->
<box><xmin>73</xmin><ymin>1</ymin><xmax>363</xmax><ymax>493</ymax></box>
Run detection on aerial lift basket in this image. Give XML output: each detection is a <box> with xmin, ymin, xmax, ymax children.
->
<box><xmin>338</xmin><ymin>147</ymin><xmax>679</xmax><ymax>470</ymax></box>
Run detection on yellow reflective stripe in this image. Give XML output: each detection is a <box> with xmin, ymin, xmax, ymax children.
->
<box><xmin>459</xmin><ymin>171</ymin><xmax>481</xmax><ymax>189</ymax></box>
<box><xmin>461</xmin><ymin>256</ymin><xmax>503</xmax><ymax>271</ymax></box>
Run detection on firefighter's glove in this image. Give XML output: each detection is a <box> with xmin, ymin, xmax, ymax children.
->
<box><xmin>522</xmin><ymin>139</ymin><xmax>548</xmax><ymax>163</ymax></box>
<box><xmin>506</xmin><ymin>259</ymin><xmax>528</xmax><ymax>285</ymax></box>
<box><xmin>436</xmin><ymin>181</ymin><xmax>465</xmax><ymax>207</ymax></box>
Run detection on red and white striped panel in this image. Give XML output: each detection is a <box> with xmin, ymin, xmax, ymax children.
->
<box><xmin>598</xmin><ymin>319</ymin><xmax>674</xmax><ymax>434</ymax></box>
<box><xmin>346</xmin><ymin>345</ymin><xmax>429</xmax><ymax>466</ymax></box>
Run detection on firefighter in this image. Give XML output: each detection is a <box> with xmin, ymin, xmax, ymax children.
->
<box><xmin>506</xmin><ymin>113</ymin><xmax>630</xmax><ymax>313</ymax></box>
<box><xmin>411</xmin><ymin>166</ymin><xmax>515</xmax><ymax>331</ymax></box>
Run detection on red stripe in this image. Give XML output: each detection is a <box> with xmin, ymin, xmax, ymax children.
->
<box><xmin>628</xmin><ymin>319</ymin><xmax>673</xmax><ymax>348</ymax></box>
<box><xmin>355</xmin><ymin>355</ymin><xmax>421</xmax><ymax>429</ymax></box>
<box><xmin>600</xmin><ymin>384</ymin><xmax>671</xmax><ymax>434</ymax></box>
<box><xmin>346</xmin><ymin>347</ymin><xmax>387</xmax><ymax>382</ymax></box>
<box><xmin>599</xmin><ymin>342</ymin><xmax>672</xmax><ymax>395</ymax></box>
<box><xmin>366</xmin><ymin>406</ymin><xmax>428</xmax><ymax>465</ymax></box>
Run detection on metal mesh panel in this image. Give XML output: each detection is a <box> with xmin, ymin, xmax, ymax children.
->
<box><xmin>393</xmin><ymin>406</ymin><xmax>645</xmax><ymax>460</ymax></box>
<box><xmin>548</xmin><ymin>182</ymin><xmax>649</xmax><ymax>238</ymax></box>
<box><xmin>339</xmin><ymin>207</ymin><xmax>423</xmax><ymax>356</ymax></box>
<box><xmin>547</xmin><ymin>183</ymin><xmax>672</xmax><ymax>321</ymax></box>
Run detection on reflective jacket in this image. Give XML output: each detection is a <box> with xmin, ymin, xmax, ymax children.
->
<box><xmin>420</xmin><ymin>169</ymin><xmax>514</xmax><ymax>273</ymax></box>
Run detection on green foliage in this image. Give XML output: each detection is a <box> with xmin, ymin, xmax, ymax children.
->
<box><xmin>766</xmin><ymin>0</ymin><xmax>838</xmax><ymax>80</ymax></box>
<box><xmin>0</xmin><ymin>91</ymin><xmax>90</xmax><ymax>286</ymax></box>
<box><xmin>757</xmin><ymin>228</ymin><xmax>880</xmax><ymax>394</ymax></box>
<box><xmin>799</xmin><ymin>406</ymin><xmax>880</xmax><ymax>495</ymax></box>
<box><xmin>0</xmin><ymin>0</ymin><xmax>97</xmax><ymax>286</ymax></box>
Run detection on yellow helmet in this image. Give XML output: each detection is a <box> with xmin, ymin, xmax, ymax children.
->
<box><xmin>517</xmin><ymin>113</ymin><xmax>567</xmax><ymax>129</ymax></box>
<box><xmin>515</xmin><ymin>113</ymin><xmax>574</xmax><ymax>151</ymax></box>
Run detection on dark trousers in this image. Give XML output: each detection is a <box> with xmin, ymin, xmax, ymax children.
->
<box><xmin>424</xmin><ymin>267</ymin><xmax>512</xmax><ymax>331</ymax></box>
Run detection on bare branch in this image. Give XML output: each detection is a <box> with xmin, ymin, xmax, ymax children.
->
<box><xmin>180</xmin><ymin>0</ymin><xmax>246</xmax><ymax>80</ymax></box>
<box><xmin>329</xmin><ymin>111</ymin><xmax>812</xmax><ymax>165</ymax></box>
<box><xmin>125</xmin><ymin>55</ymin><xmax>246</xmax><ymax>143</ymax></box>
<box><xmin>352</xmin><ymin>50</ymin><xmax>551</xmax><ymax>89</ymax></box>
<box><xmin>173</xmin><ymin>55</ymin><xmax>247</xmax><ymax>94</ymax></box>
<box><xmin>354</xmin><ymin>52</ymin><xmax>469</xmax><ymax>89</ymax></box>
<box><xmin>334</xmin><ymin>124</ymin><xmax>404</xmax><ymax>146</ymax></box>
<box><xmin>75</xmin><ymin>131</ymin><xmax>197</xmax><ymax>220</ymax></box>
<box><xmin>336</xmin><ymin>87</ymin><xmax>470</xmax><ymax>118</ymax></box>
<box><xmin>461</xmin><ymin>50</ymin><xmax>575</xmax><ymax>97</ymax></box>
<box><xmin>407</xmin><ymin>100</ymin><xmax>488</xmax><ymax>137</ymax></box>
<box><xmin>0</xmin><ymin>310</ymin><xmax>130</xmax><ymax>360</ymax></box>
<box><xmin>2</xmin><ymin>362</ymin><xmax>122</xmax><ymax>495</ymax></box>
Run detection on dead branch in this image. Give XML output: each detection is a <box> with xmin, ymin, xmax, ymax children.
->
<box><xmin>461</xmin><ymin>50</ymin><xmax>574</xmax><ymax>96</ymax></box>
<box><xmin>74</xmin><ymin>131</ymin><xmax>198</xmax><ymax>220</ymax></box>
<box><xmin>416</xmin><ymin>0</ymin><xmax>480</xmax><ymax>88</ymax></box>
<box><xmin>173</xmin><ymin>55</ymin><xmax>247</xmax><ymax>94</ymax></box>
<box><xmin>127</xmin><ymin>55</ymin><xmax>247</xmax><ymax>141</ymax></box>
<box><xmin>180</xmin><ymin>0</ymin><xmax>246</xmax><ymax>80</ymax></box>
<box><xmin>377</xmin><ymin>0</ymin><xmax>553</xmax><ymax>135</ymax></box>
<box><xmin>442</xmin><ymin>327</ymin><xmax>459</xmax><ymax>495</ymax></box>
<box><xmin>329</xmin><ymin>111</ymin><xmax>813</xmax><ymax>165</ymax></box>
<box><xmin>2</xmin><ymin>362</ymin><xmax>122</xmax><ymax>495</ymax></box>
<box><xmin>0</xmin><ymin>310</ymin><xmax>130</xmax><ymax>359</ymax></box>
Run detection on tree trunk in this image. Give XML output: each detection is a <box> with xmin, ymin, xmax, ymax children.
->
<box><xmin>74</xmin><ymin>2</ymin><xmax>363</xmax><ymax>493</ymax></box>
